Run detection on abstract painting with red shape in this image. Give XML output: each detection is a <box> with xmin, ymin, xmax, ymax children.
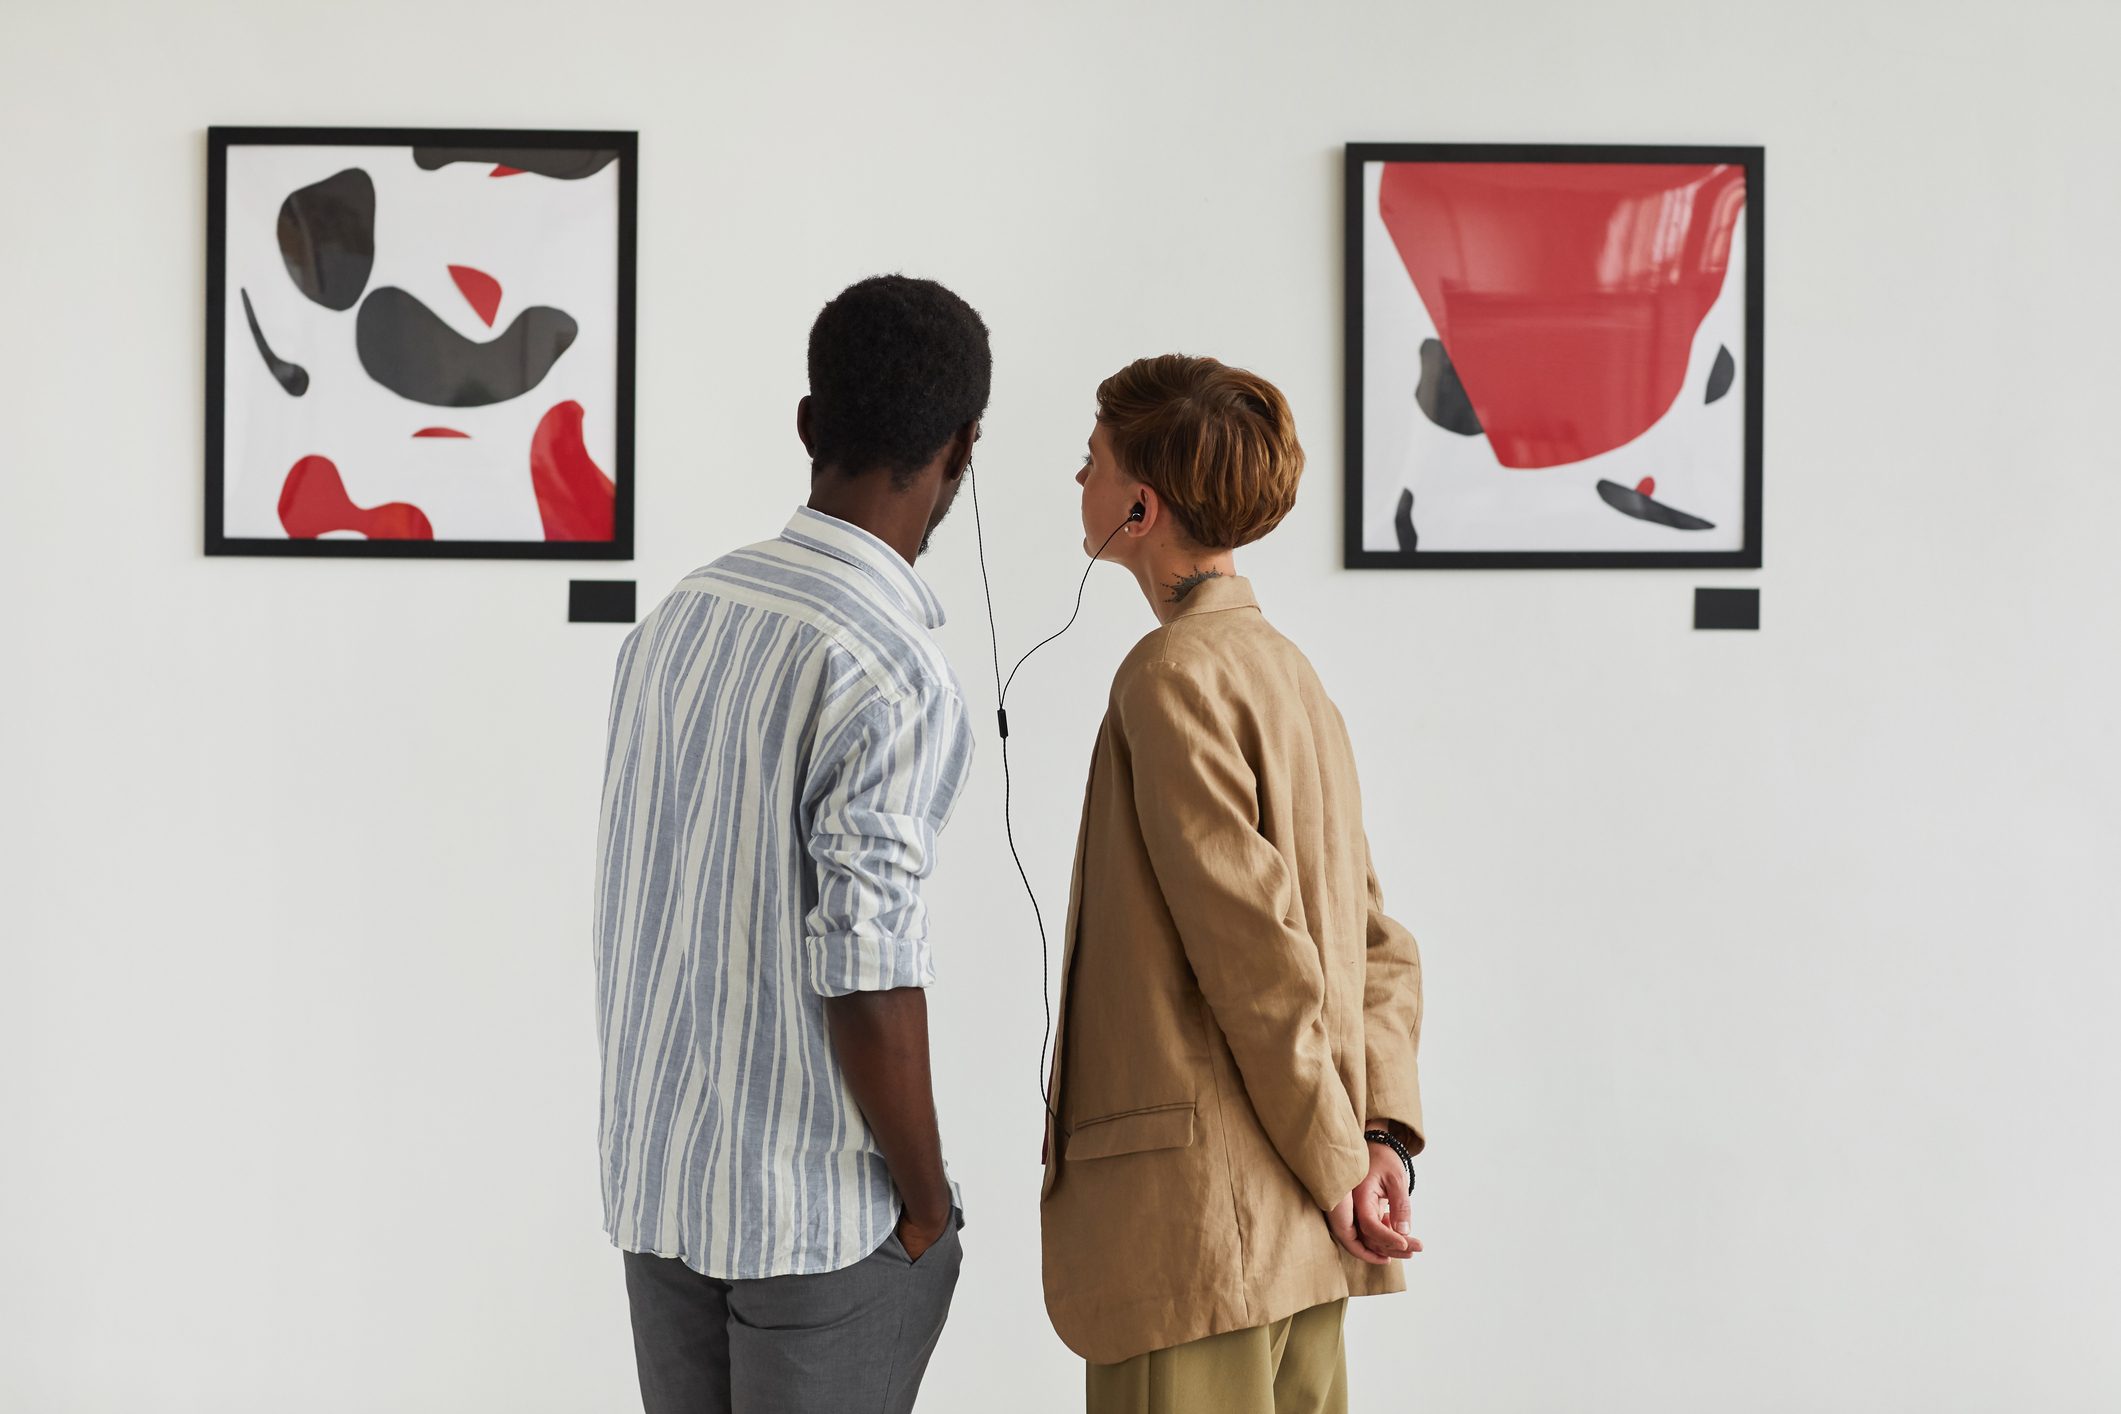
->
<box><xmin>531</xmin><ymin>401</ymin><xmax>615</xmax><ymax>541</ymax></box>
<box><xmin>207</xmin><ymin>128</ymin><xmax>633</xmax><ymax>557</ymax></box>
<box><xmin>1349</xmin><ymin>145</ymin><xmax>1760</xmax><ymax>566</ymax></box>
<box><xmin>278</xmin><ymin>456</ymin><xmax>433</xmax><ymax>540</ymax></box>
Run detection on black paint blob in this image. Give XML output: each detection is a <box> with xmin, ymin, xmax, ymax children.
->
<box><xmin>1394</xmin><ymin>488</ymin><xmax>1419</xmax><ymax>552</ymax></box>
<box><xmin>355</xmin><ymin>287</ymin><xmax>577</xmax><ymax>407</ymax></box>
<box><xmin>240</xmin><ymin>288</ymin><xmax>308</xmax><ymax>396</ymax></box>
<box><xmin>1416</xmin><ymin>339</ymin><xmax>1483</xmax><ymax>436</ymax></box>
<box><xmin>1596</xmin><ymin>479</ymin><xmax>1716</xmax><ymax>531</ymax></box>
<box><xmin>412</xmin><ymin>148</ymin><xmax>618</xmax><ymax>181</ymax></box>
<box><xmin>1705</xmin><ymin>344</ymin><xmax>1735</xmax><ymax>404</ymax></box>
<box><xmin>277</xmin><ymin>168</ymin><xmax>375</xmax><ymax>311</ymax></box>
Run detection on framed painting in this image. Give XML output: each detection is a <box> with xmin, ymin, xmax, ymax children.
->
<box><xmin>205</xmin><ymin>126</ymin><xmax>636</xmax><ymax>558</ymax></box>
<box><xmin>1345</xmin><ymin>143</ymin><xmax>1762</xmax><ymax>569</ymax></box>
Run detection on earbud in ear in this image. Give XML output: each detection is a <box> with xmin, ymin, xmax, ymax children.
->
<box><xmin>1129</xmin><ymin>502</ymin><xmax>1146</xmax><ymax>523</ymax></box>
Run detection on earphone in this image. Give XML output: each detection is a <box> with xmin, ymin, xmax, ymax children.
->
<box><xmin>967</xmin><ymin>466</ymin><xmax>1142</xmax><ymax>1115</ymax></box>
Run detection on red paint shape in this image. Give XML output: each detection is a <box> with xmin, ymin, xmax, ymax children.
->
<box><xmin>447</xmin><ymin>264</ymin><xmax>502</xmax><ymax>327</ymax></box>
<box><xmin>413</xmin><ymin>427</ymin><xmax>471</xmax><ymax>439</ymax></box>
<box><xmin>277</xmin><ymin>456</ymin><xmax>434</xmax><ymax>541</ymax></box>
<box><xmin>1378</xmin><ymin>162</ymin><xmax>1746</xmax><ymax>469</ymax></box>
<box><xmin>490</xmin><ymin>164</ymin><xmax>525</xmax><ymax>177</ymax></box>
<box><xmin>1635</xmin><ymin>476</ymin><xmax>1656</xmax><ymax>497</ymax></box>
<box><xmin>531</xmin><ymin>401</ymin><xmax>615</xmax><ymax>542</ymax></box>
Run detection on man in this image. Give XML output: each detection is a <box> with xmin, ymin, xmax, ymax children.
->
<box><xmin>593</xmin><ymin>275</ymin><xmax>988</xmax><ymax>1414</ymax></box>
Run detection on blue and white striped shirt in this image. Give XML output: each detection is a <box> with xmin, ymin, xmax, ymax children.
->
<box><xmin>594</xmin><ymin>506</ymin><xmax>975</xmax><ymax>1278</ymax></box>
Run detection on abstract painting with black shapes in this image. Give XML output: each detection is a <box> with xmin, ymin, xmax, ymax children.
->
<box><xmin>207</xmin><ymin>128</ymin><xmax>635</xmax><ymax>559</ymax></box>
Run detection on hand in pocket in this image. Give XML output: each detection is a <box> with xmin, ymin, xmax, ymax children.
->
<box><xmin>896</xmin><ymin>1209</ymin><xmax>951</xmax><ymax>1264</ymax></box>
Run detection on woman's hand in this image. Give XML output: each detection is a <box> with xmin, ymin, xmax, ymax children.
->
<box><xmin>1326</xmin><ymin>1143</ymin><xmax>1421</xmax><ymax>1264</ymax></box>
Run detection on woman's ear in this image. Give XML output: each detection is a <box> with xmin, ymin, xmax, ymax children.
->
<box><xmin>1130</xmin><ymin>484</ymin><xmax>1159</xmax><ymax>534</ymax></box>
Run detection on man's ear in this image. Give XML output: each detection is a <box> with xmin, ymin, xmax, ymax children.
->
<box><xmin>942</xmin><ymin>419</ymin><xmax>978</xmax><ymax>481</ymax></box>
<box><xmin>796</xmin><ymin>396</ymin><xmax>815</xmax><ymax>458</ymax></box>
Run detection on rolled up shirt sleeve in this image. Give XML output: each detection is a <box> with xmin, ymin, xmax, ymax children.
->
<box><xmin>802</xmin><ymin>685</ymin><xmax>972</xmax><ymax>996</ymax></box>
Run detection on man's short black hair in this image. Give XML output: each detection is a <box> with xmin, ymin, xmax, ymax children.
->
<box><xmin>807</xmin><ymin>275</ymin><xmax>991</xmax><ymax>484</ymax></box>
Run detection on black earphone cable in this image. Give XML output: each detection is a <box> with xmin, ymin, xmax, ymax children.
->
<box><xmin>968</xmin><ymin>464</ymin><xmax>1137</xmax><ymax>1116</ymax></box>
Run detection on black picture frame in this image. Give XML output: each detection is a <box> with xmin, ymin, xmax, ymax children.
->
<box><xmin>205</xmin><ymin>126</ymin><xmax>638</xmax><ymax>560</ymax></box>
<box><xmin>1343</xmin><ymin>142</ymin><xmax>1764</xmax><ymax>570</ymax></box>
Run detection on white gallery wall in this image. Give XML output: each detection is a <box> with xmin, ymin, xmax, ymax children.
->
<box><xmin>4</xmin><ymin>0</ymin><xmax>2117</xmax><ymax>1409</ymax></box>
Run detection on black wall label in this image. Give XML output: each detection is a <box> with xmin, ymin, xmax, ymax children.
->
<box><xmin>570</xmin><ymin>579</ymin><xmax>636</xmax><ymax>624</ymax></box>
<box><xmin>1694</xmin><ymin>587</ymin><xmax>1759</xmax><ymax>631</ymax></box>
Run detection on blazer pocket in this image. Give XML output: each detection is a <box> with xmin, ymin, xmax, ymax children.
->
<box><xmin>1065</xmin><ymin>1102</ymin><xmax>1196</xmax><ymax>1161</ymax></box>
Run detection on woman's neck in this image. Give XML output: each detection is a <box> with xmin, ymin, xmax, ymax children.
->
<box><xmin>1131</xmin><ymin>544</ymin><xmax>1240</xmax><ymax>624</ymax></box>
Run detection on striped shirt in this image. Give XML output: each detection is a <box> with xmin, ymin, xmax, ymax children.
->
<box><xmin>593</xmin><ymin>506</ymin><xmax>975</xmax><ymax>1279</ymax></box>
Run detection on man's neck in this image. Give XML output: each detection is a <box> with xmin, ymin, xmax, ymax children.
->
<box><xmin>807</xmin><ymin>477</ymin><xmax>926</xmax><ymax>566</ymax></box>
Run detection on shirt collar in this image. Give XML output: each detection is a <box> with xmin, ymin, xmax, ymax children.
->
<box><xmin>1166</xmin><ymin>573</ymin><xmax>1259</xmax><ymax>620</ymax></box>
<box><xmin>779</xmin><ymin>506</ymin><xmax>948</xmax><ymax>630</ymax></box>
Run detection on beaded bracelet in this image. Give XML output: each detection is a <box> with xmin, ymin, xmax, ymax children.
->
<box><xmin>1363</xmin><ymin>1128</ymin><xmax>1416</xmax><ymax>1194</ymax></box>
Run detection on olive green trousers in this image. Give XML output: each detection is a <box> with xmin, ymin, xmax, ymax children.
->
<box><xmin>1083</xmin><ymin>1299</ymin><xmax>1348</xmax><ymax>1414</ymax></box>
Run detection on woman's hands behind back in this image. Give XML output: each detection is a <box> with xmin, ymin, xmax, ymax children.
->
<box><xmin>1326</xmin><ymin>1141</ymin><xmax>1421</xmax><ymax>1265</ymax></box>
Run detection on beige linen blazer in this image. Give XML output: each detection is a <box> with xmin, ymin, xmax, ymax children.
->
<box><xmin>1039</xmin><ymin>575</ymin><xmax>1425</xmax><ymax>1365</ymax></box>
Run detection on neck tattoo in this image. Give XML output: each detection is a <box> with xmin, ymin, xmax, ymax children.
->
<box><xmin>1166</xmin><ymin>568</ymin><xmax>1225</xmax><ymax>603</ymax></box>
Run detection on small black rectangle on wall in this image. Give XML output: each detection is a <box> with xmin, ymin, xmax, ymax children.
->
<box><xmin>570</xmin><ymin>579</ymin><xmax>636</xmax><ymax>624</ymax></box>
<box><xmin>1694</xmin><ymin>587</ymin><xmax>1759</xmax><ymax>630</ymax></box>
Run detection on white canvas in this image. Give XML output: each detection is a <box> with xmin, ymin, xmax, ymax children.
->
<box><xmin>219</xmin><ymin>143</ymin><xmax>621</xmax><ymax>544</ymax></box>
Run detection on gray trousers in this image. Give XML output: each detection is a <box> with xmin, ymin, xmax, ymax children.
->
<box><xmin>622</xmin><ymin>1212</ymin><xmax>964</xmax><ymax>1414</ymax></box>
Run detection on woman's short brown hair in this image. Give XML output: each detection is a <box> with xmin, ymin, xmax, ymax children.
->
<box><xmin>1095</xmin><ymin>354</ymin><xmax>1304</xmax><ymax>550</ymax></box>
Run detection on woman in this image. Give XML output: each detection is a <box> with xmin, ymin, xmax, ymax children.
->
<box><xmin>1040</xmin><ymin>354</ymin><xmax>1426</xmax><ymax>1414</ymax></box>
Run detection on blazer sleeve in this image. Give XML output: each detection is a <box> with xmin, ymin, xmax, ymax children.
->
<box><xmin>1119</xmin><ymin>659</ymin><xmax>1369</xmax><ymax>1211</ymax></box>
<box><xmin>1360</xmin><ymin>837</ymin><xmax>1426</xmax><ymax>1155</ymax></box>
